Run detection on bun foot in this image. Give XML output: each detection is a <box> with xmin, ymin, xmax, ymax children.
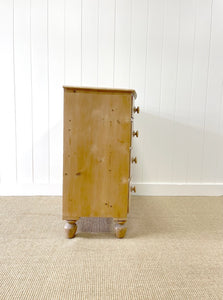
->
<box><xmin>114</xmin><ymin>219</ymin><xmax>127</xmax><ymax>238</ymax></box>
<box><xmin>64</xmin><ymin>221</ymin><xmax>77</xmax><ymax>239</ymax></box>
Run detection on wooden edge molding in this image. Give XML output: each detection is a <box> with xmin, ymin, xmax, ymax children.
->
<box><xmin>63</xmin><ymin>86</ymin><xmax>137</xmax><ymax>99</ymax></box>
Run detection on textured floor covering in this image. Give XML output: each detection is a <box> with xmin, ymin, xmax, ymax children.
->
<box><xmin>0</xmin><ymin>196</ymin><xmax>223</xmax><ymax>300</ymax></box>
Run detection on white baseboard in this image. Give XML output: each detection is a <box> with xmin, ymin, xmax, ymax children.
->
<box><xmin>0</xmin><ymin>184</ymin><xmax>62</xmax><ymax>196</ymax></box>
<box><xmin>134</xmin><ymin>183</ymin><xmax>223</xmax><ymax>196</ymax></box>
<box><xmin>0</xmin><ymin>182</ymin><xmax>223</xmax><ymax>196</ymax></box>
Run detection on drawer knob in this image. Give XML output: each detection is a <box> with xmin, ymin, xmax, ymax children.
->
<box><xmin>134</xmin><ymin>106</ymin><xmax>140</xmax><ymax>114</ymax></box>
<box><xmin>132</xmin><ymin>157</ymin><xmax>137</xmax><ymax>164</ymax></box>
<box><xmin>133</xmin><ymin>130</ymin><xmax>139</xmax><ymax>138</ymax></box>
<box><xmin>131</xmin><ymin>186</ymin><xmax>136</xmax><ymax>193</ymax></box>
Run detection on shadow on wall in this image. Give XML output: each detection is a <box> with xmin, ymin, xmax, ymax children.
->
<box><xmin>133</xmin><ymin>111</ymin><xmax>223</xmax><ymax>183</ymax></box>
<box><xmin>20</xmin><ymin>111</ymin><xmax>222</xmax><ymax>184</ymax></box>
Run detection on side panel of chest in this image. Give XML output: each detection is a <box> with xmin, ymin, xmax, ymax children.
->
<box><xmin>63</xmin><ymin>89</ymin><xmax>132</xmax><ymax>219</ymax></box>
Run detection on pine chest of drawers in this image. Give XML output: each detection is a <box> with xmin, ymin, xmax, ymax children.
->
<box><xmin>63</xmin><ymin>86</ymin><xmax>139</xmax><ymax>238</ymax></box>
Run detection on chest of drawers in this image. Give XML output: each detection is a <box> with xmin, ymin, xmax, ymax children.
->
<box><xmin>63</xmin><ymin>86</ymin><xmax>139</xmax><ymax>238</ymax></box>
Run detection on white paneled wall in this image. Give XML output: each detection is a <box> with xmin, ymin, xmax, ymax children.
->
<box><xmin>0</xmin><ymin>0</ymin><xmax>223</xmax><ymax>195</ymax></box>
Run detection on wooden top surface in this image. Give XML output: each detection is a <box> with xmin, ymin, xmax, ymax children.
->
<box><xmin>63</xmin><ymin>86</ymin><xmax>137</xmax><ymax>99</ymax></box>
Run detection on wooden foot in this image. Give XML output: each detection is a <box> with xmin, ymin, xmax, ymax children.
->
<box><xmin>114</xmin><ymin>219</ymin><xmax>127</xmax><ymax>238</ymax></box>
<box><xmin>64</xmin><ymin>221</ymin><xmax>78</xmax><ymax>239</ymax></box>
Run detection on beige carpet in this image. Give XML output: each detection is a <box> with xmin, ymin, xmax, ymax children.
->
<box><xmin>0</xmin><ymin>196</ymin><xmax>222</xmax><ymax>300</ymax></box>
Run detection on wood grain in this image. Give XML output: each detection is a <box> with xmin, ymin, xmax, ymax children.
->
<box><xmin>63</xmin><ymin>87</ymin><xmax>135</xmax><ymax>220</ymax></box>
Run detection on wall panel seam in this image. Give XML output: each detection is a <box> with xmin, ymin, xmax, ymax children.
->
<box><xmin>201</xmin><ymin>0</ymin><xmax>214</xmax><ymax>182</ymax></box>
<box><xmin>171</xmin><ymin>0</ymin><xmax>181</xmax><ymax>183</ymax></box>
<box><xmin>128</xmin><ymin>0</ymin><xmax>133</xmax><ymax>88</ymax></box>
<box><xmin>157</xmin><ymin>0</ymin><xmax>166</xmax><ymax>181</ymax></box>
<box><xmin>30</xmin><ymin>0</ymin><xmax>34</xmax><ymax>183</ymax></box>
<box><xmin>113</xmin><ymin>0</ymin><xmax>116</xmax><ymax>88</ymax></box>
<box><xmin>64</xmin><ymin>0</ymin><xmax>66</xmax><ymax>83</ymax></box>
<box><xmin>12</xmin><ymin>0</ymin><xmax>18</xmax><ymax>183</ymax></box>
<box><xmin>47</xmin><ymin>0</ymin><xmax>50</xmax><ymax>183</ymax></box>
<box><xmin>186</xmin><ymin>0</ymin><xmax>198</xmax><ymax>183</ymax></box>
<box><xmin>80</xmin><ymin>0</ymin><xmax>83</xmax><ymax>85</ymax></box>
<box><xmin>141</xmin><ymin>0</ymin><xmax>150</xmax><ymax>182</ymax></box>
<box><xmin>96</xmin><ymin>0</ymin><xmax>99</xmax><ymax>87</ymax></box>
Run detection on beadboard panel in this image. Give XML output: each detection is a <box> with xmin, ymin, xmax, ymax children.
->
<box><xmin>143</xmin><ymin>0</ymin><xmax>165</xmax><ymax>183</ymax></box>
<box><xmin>114</xmin><ymin>0</ymin><xmax>131</xmax><ymax>88</ymax></box>
<box><xmin>186</xmin><ymin>0</ymin><xmax>213</xmax><ymax>183</ymax></box>
<box><xmin>0</xmin><ymin>0</ymin><xmax>17</xmax><ymax>184</ymax></box>
<box><xmin>130</xmin><ymin>0</ymin><xmax>148</xmax><ymax>183</ymax></box>
<box><xmin>14</xmin><ymin>0</ymin><xmax>33</xmax><ymax>183</ymax></box>
<box><xmin>48</xmin><ymin>0</ymin><xmax>64</xmax><ymax>184</ymax></box>
<box><xmin>31</xmin><ymin>0</ymin><xmax>49</xmax><ymax>183</ymax></box>
<box><xmin>64</xmin><ymin>0</ymin><xmax>82</xmax><ymax>85</ymax></box>
<box><xmin>82</xmin><ymin>0</ymin><xmax>98</xmax><ymax>86</ymax></box>
<box><xmin>171</xmin><ymin>0</ymin><xmax>196</xmax><ymax>183</ymax></box>
<box><xmin>0</xmin><ymin>0</ymin><xmax>223</xmax><ymax>195</ymax></box>
<box><xmin>98</xmin><ymin>0</ymin><xmax>115</xmax><ymax>88</ymax></box>
<box><xmin>203</xmin><ymin>0</ymin><xmax>223</xmax><ymax>183</ymax></box>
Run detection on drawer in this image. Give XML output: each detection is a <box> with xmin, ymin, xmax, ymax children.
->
<box><xmin>131</xmin><ymin>95</ymin><xmax>140</xmax><ymax>118</ymax></box>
